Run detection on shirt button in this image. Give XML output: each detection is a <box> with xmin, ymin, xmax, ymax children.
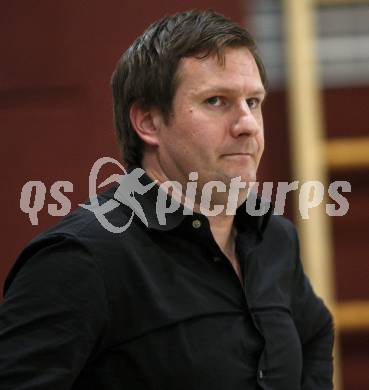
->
<box><xmin>213</xmin><ymin>256</ymin><xmax>222</xmax><ymax>262</ymax></box>
<box><xmin>192</xmin><ymin>219</ymin><xmax>202</xmax><ymax>229</ymax></box>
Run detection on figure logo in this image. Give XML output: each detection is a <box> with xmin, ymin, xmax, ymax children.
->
<box><xmin>80</xmin><ymin>157</ymin><xmax>156</xmax><ymax>233</ymax></box>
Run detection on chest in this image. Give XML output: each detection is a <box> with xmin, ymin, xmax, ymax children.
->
<box><xmin>90</xmin><ymin>229</ymin><xmax>303</xmax><ymax>389</ymax></box>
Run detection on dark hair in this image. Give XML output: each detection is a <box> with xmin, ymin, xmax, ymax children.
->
<box><xmin>111</xmin><ymin>9</ymin><xmax>267</xmax><ymax>166</ymax></box>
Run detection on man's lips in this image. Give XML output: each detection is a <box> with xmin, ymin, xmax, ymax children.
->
<box><xmin>222</xmin><ymin>152</ymin><xmax>254</xmax><ymax>157</ymax></box>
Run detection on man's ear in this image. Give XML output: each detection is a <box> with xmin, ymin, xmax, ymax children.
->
<box><xmin>129</xmin><ymin>102</ymin><xmax>162</xmax><ymax>146</ymax></box>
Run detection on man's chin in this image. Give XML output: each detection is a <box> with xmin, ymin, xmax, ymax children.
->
<box><xmin>231</xmin><ymin>172</ymin><xmax>257</xmax><ymax>185</ymax></box>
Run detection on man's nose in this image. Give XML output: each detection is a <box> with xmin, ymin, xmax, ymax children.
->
<box><xmin>230</xmin><ymin>100</ymin><xmax>260</xmax><ymax>137</ymax></box>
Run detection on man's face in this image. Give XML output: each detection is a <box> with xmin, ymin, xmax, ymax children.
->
<box><xmin>150</xmin><ymin>46</ymin><xmax>265</xmax><ymax>200</ymax></box>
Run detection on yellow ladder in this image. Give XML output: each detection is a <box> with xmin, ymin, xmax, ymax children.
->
<box><xmin>282</xmin><ymin>0</ymin><xmax>369</xmax><ymax>389</ymax></box>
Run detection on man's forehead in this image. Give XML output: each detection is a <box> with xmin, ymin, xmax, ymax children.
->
<box><xmin>176</xmin><ymin>47</ymin><xmax>264</xmax><ymax>94</ymax></box>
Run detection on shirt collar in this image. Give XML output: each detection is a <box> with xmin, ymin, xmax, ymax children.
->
<box><xmin>125</xmin><ymin>166</ymin><xmax>273</xmax><ymax>235</ymax></box>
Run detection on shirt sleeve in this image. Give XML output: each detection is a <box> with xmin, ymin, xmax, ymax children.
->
<box><xmin>0</xmin><ymin>235</ymin><xmax>110</xmax><ymax>390</ymax></box>
<box><xmin>290</xmin><ymin>226</ymin><xmax>334</xmax><ymax>390</ymax></box>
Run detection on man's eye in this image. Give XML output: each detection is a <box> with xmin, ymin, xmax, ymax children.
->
<box><xmin>246</xmin><ymin>98</ymin><xmax>260</xmax><ymax>109</ymax></box>
<box><xmin>206</xmin><ymin>96</ymin><xmax>223</xmax><ymax>106</ymax></box>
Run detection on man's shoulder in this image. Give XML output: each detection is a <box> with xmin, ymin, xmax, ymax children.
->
<box><xmin>31</xmin><ymin>185</ymin><xmax>137</xmax><ymax>244</ymax></box>
<box><xmin>5</xmin><ymin>186</ymin><xmax>138</xmax><ymax>294</ymax></box>
<box><xmin>268</xmin><ymin>214</ymin><xmax>296</xmax><ymax>233</ymax></box>
<box><xmin>262</xmin><ymin>213</ymin><xmax>298</xmax><ymax>248</ymax></box>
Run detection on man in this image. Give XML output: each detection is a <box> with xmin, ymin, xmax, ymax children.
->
<box><xmin>0</xmin><ymin>10</ymin><xmax>333</xmax><ymax>389</ymax></box>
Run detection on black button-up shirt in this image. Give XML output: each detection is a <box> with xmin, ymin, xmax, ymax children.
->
<box><xmin>0</xmin><ymin>173</ymin><xmax>333</xmax><ymax>389</ymax></box>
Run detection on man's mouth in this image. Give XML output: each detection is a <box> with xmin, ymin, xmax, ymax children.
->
<box><xmin>223</xmin><ymin>152</ymin><xmax>253</xmax><ymax>157</ymax></box>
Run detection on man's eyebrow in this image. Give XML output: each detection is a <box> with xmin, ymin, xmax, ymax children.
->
<box><xmin>195</xmin><ymin>86</ymin><xmax>267</xmax><ymax>97</ymax></box>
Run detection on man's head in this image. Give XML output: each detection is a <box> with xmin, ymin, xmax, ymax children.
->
<box><xmin>111</xmin><ymin>9</ymin><xmax>267</xmax><ymax>170</ymax></box>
